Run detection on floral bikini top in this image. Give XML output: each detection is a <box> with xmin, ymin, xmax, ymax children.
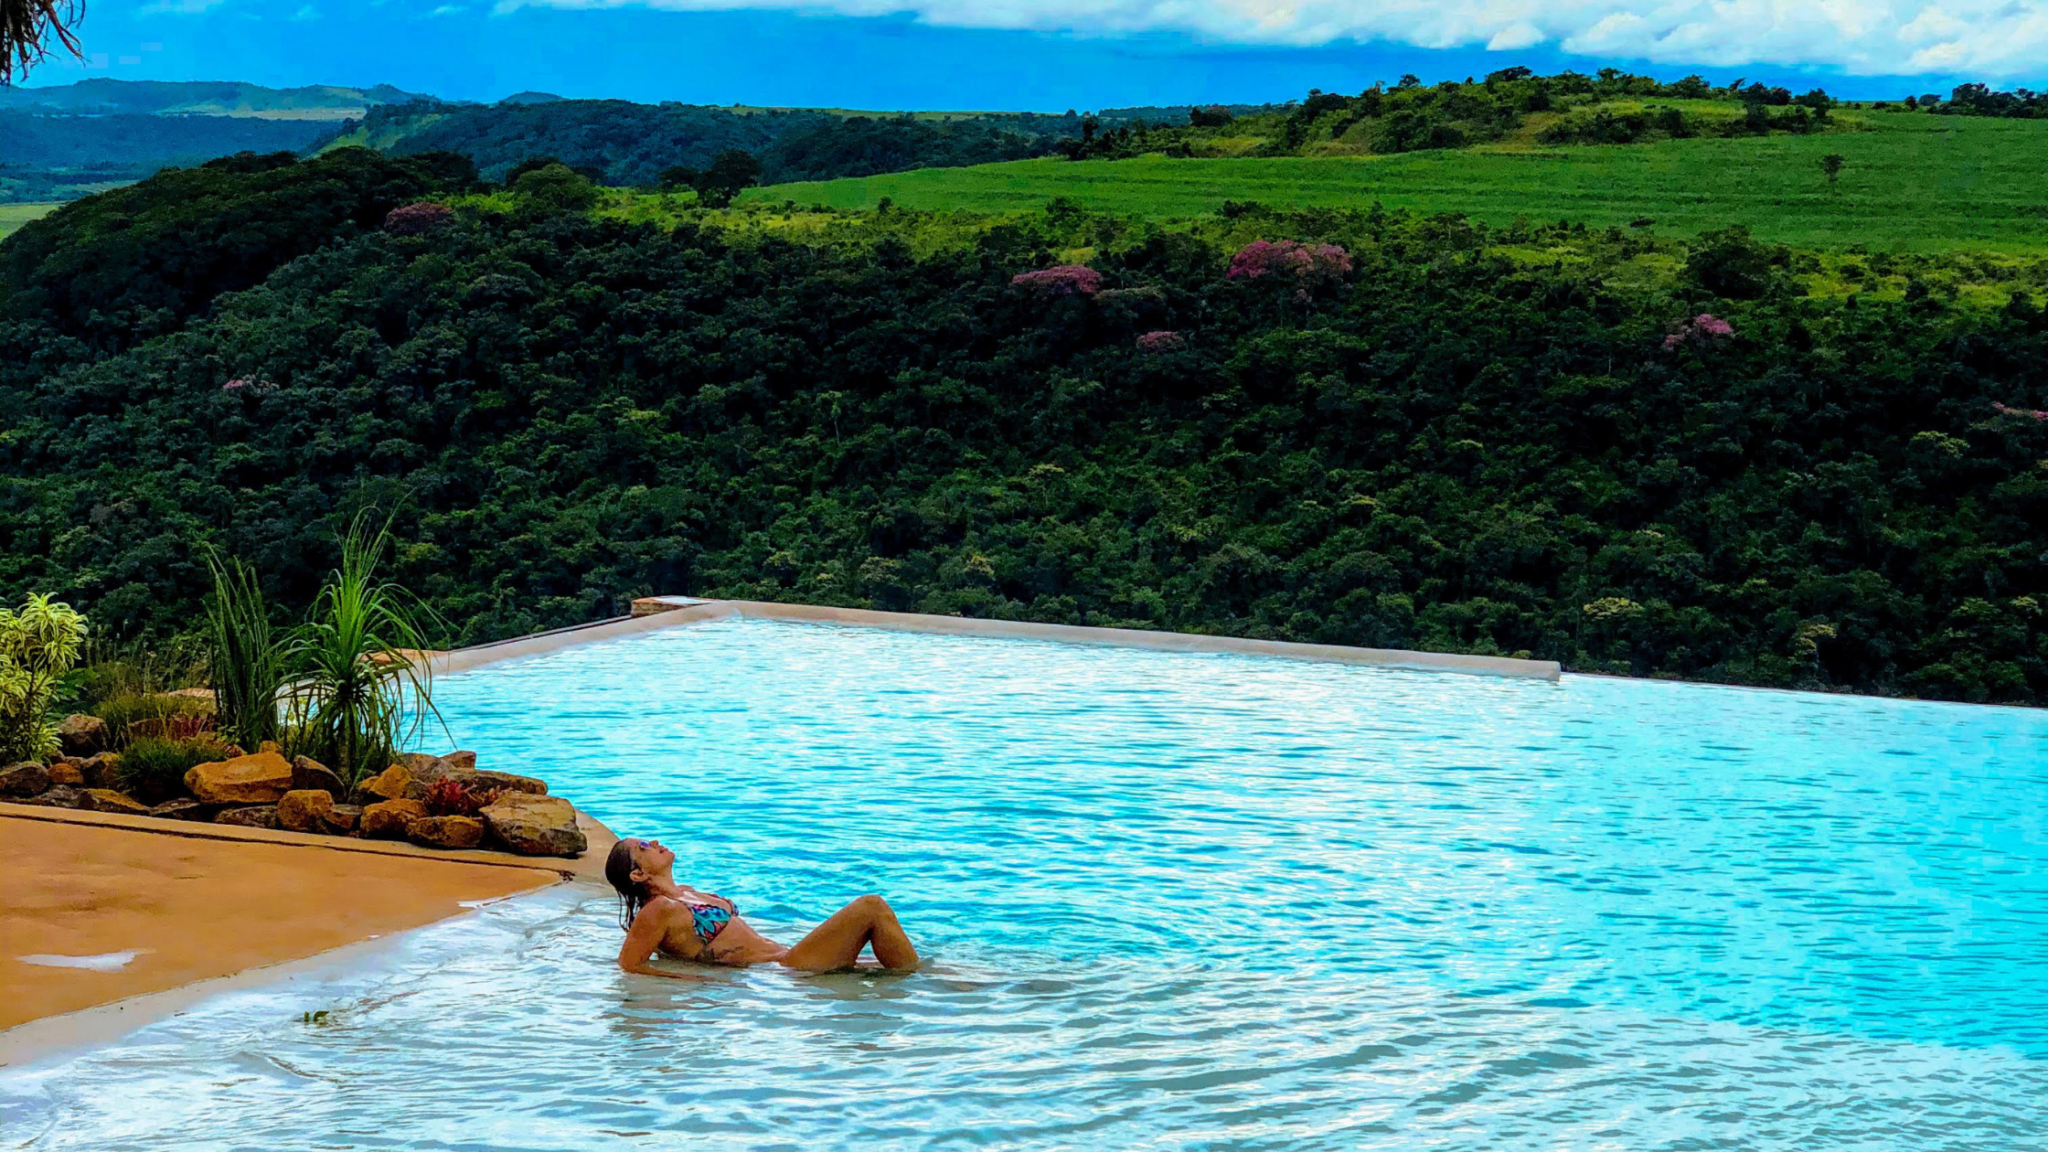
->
<box><xmin>685</xmin><ymin>895</ymin><xmax>734</xmax><ymax>948</ymax></box>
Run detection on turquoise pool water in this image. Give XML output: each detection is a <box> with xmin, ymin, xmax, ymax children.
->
<box><xmin>5</xmin><ymin>617</ymin><xmax>2045</xmax><ymax>1149</ymax></box>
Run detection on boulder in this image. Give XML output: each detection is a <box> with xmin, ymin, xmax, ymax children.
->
<box><xmin>80</xmin><ymin>752</ymin><xmax>123</xmax><ymax>790</ymax></box>
<box><xmin>481</xmin><ymin>793</ymin><xmax>586</xmax><ymax>857</ymax></box>
<box><xmin>47</xmin><ymin>759</ymin><xmax>85</xmax><ymax>786</ymax></box>
<box><xmin>0</xmin><ymin>761</ymin><xmax>51</xmax><ymax>798</ymax></box>
<box><xmin>215</xmin><ymin>805</ymin><xmax>280</xmax><ymax>829</ymax></box>
<box><xmin>290</xmin><ymin>756</ymin><xmax>346</xmax><ymax>796</ymax></box>
<box><xmin>399</xmin><ymin>752</ymin><xmax>450</xmax><ymax>784</ymax></box>
<box><xmin>57</xmin><ymin>714</ymin><xmax>108</xmax><ymax>757</ymax></box>
<box><xmin>222</xmin><ymin>744</ymin><xmax>248</xmax><ymax>758</ymax></box>
<box><xmin>360</xmin><ymin>798</ymin><xmax>428</xmax><ymax>839</ymax></box>
<box><xmin>277</xmin><ymin>789</ymin><xmax>336</xmax><ymax>833</ymax></box>
<box><xmin>16</xmin><ymin>785</ymin><xmax>84</xmax><ymax>808</ymax></box>
<box><xmin>165</xmin><ymin>687</ymin><xmax>217</xmax><ymax>703</ymax></box>
<box><xmin>148</xmin><ymin>798</ymin><xmax>213</xmax><ymax>821</ymax></box>
<box><xmin>407</xmin><ymin>815</ymin><xmax>485</xmax><ymax>850</ymax></box>
<box><xmin>319</xmin><ymin>803</ymin><xmax>363</xmax><ymax>834</ymax></box>
<box><xmin>259</xmin><ymin>740</ymin><xmax>284</xmax><ymax>756</ymax></box>
<box><xmin>184</xmin><ymin>752</ymin><xmax>294</xmax><ymax>805</ymax></box>
<box><xmin>439</xmin><ymin>750</ymin><xmax>478</xmax><ymax>772</ymax></box>
<box><xmin>351</xmin><ymin>763</ymin><xmax>416</xmax><ymax>805</ymax></box>
<box><xmin>81</xmin><ymin>789</ymin><xmax>151</xmax><ymax>816</ymax></box>
<box><xmin>445</xmin><ymin>767</ymin><xmax>547</xmax><ymax>796</ymax></box>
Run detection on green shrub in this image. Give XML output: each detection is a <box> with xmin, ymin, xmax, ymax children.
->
<box><xmin>0</xmin><ymin>593</ymin><xmax>88</xmax><ymax>763</ymax></box>
<box><xmin>68</xmin><ymin>638</ymin><xmax>206</xmax><ymax>713</ymax></box>
<box><xmin>94</xmin><ymin>692</ymin><xmax>214</xmax><ymax>749</ymax></box>
<box><xmin>118</xmin><ymin>735</ymin><xmax>235</xmax><ymax>804</ymax></box>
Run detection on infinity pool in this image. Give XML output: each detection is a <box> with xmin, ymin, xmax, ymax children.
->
<box><xmin>5</xmin><ymin>618</ymin><xmax>2045</xmax><ymax>1149</ymax></box>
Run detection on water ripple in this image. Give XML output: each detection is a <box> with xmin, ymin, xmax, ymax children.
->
<box><xmin>3</xmin><ymin>618</ymin><xmax>2045</xmax><ymax>1150</ymax></box>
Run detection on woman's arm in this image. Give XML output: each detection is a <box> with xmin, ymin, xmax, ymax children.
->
<box><xmin>617</xmin><ymin>899</ymin><xmax>712</xmax><ymax>981</ymax></box>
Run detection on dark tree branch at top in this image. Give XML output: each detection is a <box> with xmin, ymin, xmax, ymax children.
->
<box><xmin>3</xmin><ymin>0</ymin><xmax>83</xmax><ymax>85</ymax></box>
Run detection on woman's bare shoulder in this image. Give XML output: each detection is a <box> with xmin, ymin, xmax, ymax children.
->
<box><xmin>633</xmin><ymin>895</ymin><xmax>684</xmax><ymax>925</ymax></box>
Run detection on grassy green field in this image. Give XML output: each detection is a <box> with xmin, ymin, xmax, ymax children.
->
<box><xmin>750</xmin><ymin>112</ymin><xmax>2048</xmax><ymax>253</ymax></box>
<box><xmin>0</xmin><ymin>203</ymin><xmax>60</xmax><ymax>239</ymax></box>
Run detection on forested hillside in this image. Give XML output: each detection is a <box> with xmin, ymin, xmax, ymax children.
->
<box><xmin>2</xmin><ymin>149</ymin><xmax>2043</xmax><ymax>704</ymax></box>
<box><xmin>0</xmin><ymin>80</ymin><xmax>441</xmax><ymax>202</ymax></box>
<box><xmin>321</xmin><ymin>100</ymin><xmax>1079</xmax><ymax>185</ymax></box>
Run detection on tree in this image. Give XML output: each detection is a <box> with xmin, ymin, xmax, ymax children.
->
<box><xmin>3</xmin><ymin>0</ymin><xmax>80</xmax><ymax>83</ymax></box>
<box><xmin>694</xmin><ymin>148</ymin><xmax>761</xmax><ymax>207</ymax></box>
<box><xmin>1820</xmin><ymin>153</ymin><xmax>1846</xmax><ymax>187</ymax></box>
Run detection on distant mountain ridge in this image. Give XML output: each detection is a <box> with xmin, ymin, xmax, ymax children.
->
<box><xmin>0</xmin><ymin>79</ymin><xmax>439</xmax><ymax>120</ymax></box>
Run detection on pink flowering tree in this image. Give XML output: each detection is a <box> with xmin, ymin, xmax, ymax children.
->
<box><xmin>1663</xmin><ymin>313</ymin><xmax>1735</xmax><ymax>351</ymax></box>
<box><xmin>1136</xmin><ymin>330</ymin><xmax>1185</xmax><ymax>352</ymax></box>
<box><xmin>1010</xmin><ymin>265</ymin><xmax>1103</xmax><ymax>297</ymax></box>
<box><xmin>1225</xmin><ymin>240</ymin><xmax>1352</xmax><ymax>300</ymax></box>
<box><xmin>383</xmin><ymin>202</ymin><xmax>454</xmax><ymax>237</ymax></box>
<box><xmin>1992</xmin><ymin>401</ymin><xmax>2048</xmax><ymax>422</ymax></box>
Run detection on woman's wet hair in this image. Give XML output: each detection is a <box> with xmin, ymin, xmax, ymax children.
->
<box><xmin>605</xmin><ymin>839</ymin><xmax>648</xmax><ymax>932</ymax></box>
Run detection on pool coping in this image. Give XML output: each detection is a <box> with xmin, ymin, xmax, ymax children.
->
<box><xmin>0</xmin><ymin>803</ymin><xmax>617</xmax><ymax>886</ymax></box>
<box><xmin>428</xmin><ymin>596</ymin><xmax>1565</xmax><ymax>680</ymax></box>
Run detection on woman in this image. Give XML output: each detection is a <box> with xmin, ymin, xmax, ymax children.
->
<box><xmin>605</xmin><ymin>837</ymin><xmax>920</xmax><ymax>979</ymax></box>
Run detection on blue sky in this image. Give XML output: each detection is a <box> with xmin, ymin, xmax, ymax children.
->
<box><xmin>29</xmin><ymin>1</ymin><xmax>2046</xmax><ymax>110</ymax></box>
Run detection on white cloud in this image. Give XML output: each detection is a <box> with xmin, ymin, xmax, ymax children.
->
<box><xmin>489</xmin><ymin>0</ymin><xmax>2048</xmax><ymax>78</ymax></box>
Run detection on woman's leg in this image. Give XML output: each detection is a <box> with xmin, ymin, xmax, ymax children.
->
<box><xmin>778</xmin><ymin>894</ymin><xmax>920</xmax><ymax>972</ymax></box>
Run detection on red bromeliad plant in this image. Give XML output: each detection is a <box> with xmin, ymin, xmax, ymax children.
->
<box><xmin>423</xmin><ymin>777</ymin><xmax>499</xmax><ymax>817</ymax></box>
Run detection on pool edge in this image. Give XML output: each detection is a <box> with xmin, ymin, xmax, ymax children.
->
<box><xmin>429</xmin><ymin>598</ymin><xmax>1565</xmax><ymax>681</ymax></box>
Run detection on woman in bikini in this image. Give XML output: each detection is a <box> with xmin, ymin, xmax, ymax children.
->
<box><xmin>605</xmin><ymin>836</ymin><xmax>920</xmax><ymax>978</ymax></box>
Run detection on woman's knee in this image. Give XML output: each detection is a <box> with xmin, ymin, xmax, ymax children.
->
<box><xmin>852</xmin><ymin>893</ymin><xmax>889</xmax><ymax>914</ymax></box>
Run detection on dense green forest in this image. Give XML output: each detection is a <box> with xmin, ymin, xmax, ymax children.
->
<box><xmin>2</xmin><ymin>146</ymin><xmax>2043</xmax><ymax>704</ymax></box>
<box><xmin>320</xmin><ymin>100</ymin><xmax>1083</xmax><ymax>186</ymax></box>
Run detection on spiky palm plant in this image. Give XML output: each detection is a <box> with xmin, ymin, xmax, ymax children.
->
<box><xmin>203</xmin><ymin>548</ymin><xmax>286</xmax><ymax>751</ymax></box>
<box><xmin>283</xmin><ymin>516</ymin><xmax>446</xmax><ymax>785</ymax></box>
<box><xmin>3</xmin><ymin>0</ymin><xmax>81</xmax><ymax>84</ymax></box>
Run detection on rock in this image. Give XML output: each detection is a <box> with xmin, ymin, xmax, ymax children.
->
<box><xmin>259</xmin><ymin>740</ymin><xmax>284</xmax><ymax>756</ymax></box>
<box><xmin>290</xmin><ymin>756</ymin><xmax>345</xmax><ymax>796</ymax></box>
<box><xmin>165</xmin><ymin>687</ymin><xmax>217</xmax><ymax>703</ymax></box>
<box><xmin>277</xmin><ymin>789</ymin><xmax>335</xmax><ymax>833</ymax></box>
<box><xmin>81</xmin><ymin>788</ymin><xmax>151</xmax><ymax>815</ymax></box>
<box><xmin>80</xmin><ymin>752</ymin><xmax>123</xmax><ymax>790</ymax></box>
<box><xmin>148</xmin><ymin>798</ymin><xmax>213</xmax><ymax>821</ymax></box>
<box><xmin>407</xmin><ymin>815</ymin><xmax>485</xmax><ymax>850</ymax></box>
<box><xmin>481</xmin><ymin>793</ymin><xmax>587</xmax><ymax>857</ymax></box>
<box><xmin>439</xmin><ymin>750</ymin><xmax>478</xmax><ymax>772</ymax></box>
<box><xmin>184</xmin><ymin>752</ymin><xmax>294</xmax><ymax>805</ymax></box>
<box><xmin>57</xmin><ymin>714</ymin><xmax>109</xmax><ymax>756</ymax></box>
<box><xmin>399</xmin><ymin>752</ymin><xmax>450</xmax><ymax>784</ymax></box>
<box><xmin>319</xmin><ymin>803</ymin><xmax>362</xmax><ymax>834</ymax></box>
<box><xmin>352</xmin><ymin>763</ymin><xmax>415</xmax><ymax>805</ymax></box>
<box><xmin>15</xmin><ymin>785</ymin><xmax>84</xmax><ymax>808</ymax></box>
<box><xmin>222</xmin><ymin>744</ymin><xmax>248</xmax><ymax>758</ymax></box>
<box><xmin>445</xmin><ymin>767</ymin><xmax>547</xmax><ymax>796</ymax></box>
<box><xmin>360</xmin><ymin>798</ymin><xmax>428</xmax><ymax>839</ymax></box>
<box><xmin>215</xmin><ymin>805</ymin><xmax>280</xmax><ymax>829</ymax></box>
<box><xmin>47</xmin><ymin>759</ymin><xmax>85</xmax><ymax>786</ymax></box>
<box><xmin>0</xmin><ymin>761</ymin><xmax>51</xmax><ymax>798</ymax></box>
